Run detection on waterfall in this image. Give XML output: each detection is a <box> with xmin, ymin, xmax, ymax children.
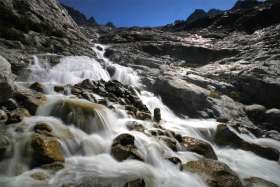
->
<box><xmin>1</xmin><ymin>44</ymin><xmax>280</xmax><ymax>187</ymax></box>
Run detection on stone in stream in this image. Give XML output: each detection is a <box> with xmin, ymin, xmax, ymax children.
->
<box><xmin>14</xmin><ymin>88</ymin><xmax>47</xmax><ymax>115</ymax></box>
<box><xmin>153</xmin><ymin>108</ymin><xmax>161</xmax><ymax>122</ymax></box>
<box><xmin>6</xmin><ymin>108</ymin><xmax>30</xmax><ymax>124</ymax></box>
<box><xmin>244</xmin><ymin>177</ymin><xmax>279</xmax><ymax>187</ymax></box>
<box><xmin>29</xmin><ymin>82</ymin><xmax>45</xmax><ymax>93</ymax></box>
<box><xmin>245</xmin><ymin>104</ymin><xmax>267</xmax><ymax>122</ymax></box>
<box><xmin>50</xmin><ymin>99</ymin><xmax>100</xmax><ymax>134</ymax></box>
<box><xmin>111</xmin><ymin>133</ymin><xmax>143</xmax><ymax>161</ymax></box>
<box><xmin>215</xmin><ymin>124</ymin><xmax>279</xmax><ymax>161</ymax></box>
<box><xmin>181</xmin><ymin>136</ymin><xmax>218</xmax><ymax>160</ymax></box>
<box><xmin>30</xmin><ymin>133</ymin><xmax>65</xmax><ymax>168</ymax></box>
<box><xmin>183</xmin><ymin>159</ymin><xmax>244</xmax><ymax>187</ymax></box>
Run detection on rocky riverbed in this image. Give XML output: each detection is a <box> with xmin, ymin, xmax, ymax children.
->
<box><xmin>0</xmin><ymin>0</ymin><xmax>280</xmax><ymax>187</ymax></box>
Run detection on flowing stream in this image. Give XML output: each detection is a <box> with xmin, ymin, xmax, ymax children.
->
<box><xmin>0</xmin><ymin>44</ymin><xmax>279</xmax><ymax>187</ymax></box>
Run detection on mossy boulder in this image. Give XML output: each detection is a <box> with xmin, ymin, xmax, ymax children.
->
<box><xmin>111</xmin><ymin>133</ymin><xmax>143</xmax><ymax>161</ymax></box>
<box><xmin>181</xmin><ymin>136</ymin><xmax>217</xmax><ymax>160</ymax></box>
<box><xmin>183</xmin><ymin>159</ymin><xmax>244</xmax><ymax>187</ymax></box>
<box><xmin>50</xmin><ymin>99</ymin><xmax>102</xmax><ymax>133</ymax></box>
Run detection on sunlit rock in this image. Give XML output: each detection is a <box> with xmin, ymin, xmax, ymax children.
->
<box><xmin>183</xmin><ymin>159</ymin><xmax>244</xmax><ymax>187</ymax></box>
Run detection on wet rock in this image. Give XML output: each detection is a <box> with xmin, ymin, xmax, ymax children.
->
<box><xmin>41</xmin><ymin>162</ymin><xmax>65</xmax><ymax>173</ymax></box>
<box><xmin>153</xmin><ymin>108</ymin><xmax>161</xmax><ymax>122</ymax></box>
<box><xmin>6</xmin><ymin>108</ymin><xmax>30</xmax><ymax>124</ymax></box>
<box><xmin>124</xmin><ymin>179</ymin><xmax>145</xmax><ymax>187</ymax></box>
<box><xmin>215</xmin><ymin>124</ymin><xmax>279</xmax><ymax>161</ymax></box>
<box><xmin>29</xmin><ymin>82</ymin><xmax>45</xmax><ymax>93</ymax></box>
<box><xmin>265</xmin><ymin>108</ymin><xmax>280</xmax><ymax>126</ymax></box>
<box><xmin>50</xmin><ymin>99</ymin><xmax>100</xmax><ymax>133</ymax></box>
<box><xmin>0</xmin><ymin>134</ymin><xmax>13</xmax><ymax>160</ymax></box>
<box><xmin>135</xmin><ymin>111</ymin><xmax>152</xmax><ymax>120</ymax></box>
<box><xmin>167</xmin><ymin>157</ymin><xmax>183</xmax><ymax>170</ymax></box>
<box><xmin>183</xmin><ymin>159</ymin><xmax>244</xmax><ymax>187</ymax></box>
<box><xmin>33</xmin><ymin>123</ymin><xmax>53</xmax><ymax>136</ymax></box>
<box><xmin>181</xmin><ymin>136</ymin><xmax>217</xmax><ymax>160</ymax></box>
<box><xmin>0</xmin><ymin>55</ymin><xmax>15</xmax><ymax>104</ymax></box>
<box><xmin>73</xmin><ymin>80</ymin><xmax>151</xmax><ymax>118</ymax></box>
<box><xmin>244</xmin><ymin>177</ymin><xmax>279</xmax><ymax>187</ymax></box>
<box><xmin>0</xmin><ymin>110</ymin><xmax>8</xmax><ymax>124</ymax></box>
<box><xmin>14</xmin><ymin>88</ymin><xmax>47</xmax><ymax>115</ymax></box>
<box><xmin>152</xmin><ymin>77</ymin><xmax>209</xmax><ymax>118</ymax></box>
<box><xmin>54</xmin><ymin>86</ymin><xmax>65</xmax><ymax>93</ymax></box>
<box><xmin>30</xmin><ymin>171</ymin><xmax>49</xmax><ymax>181</ymax></box>
<box><xmin>245</xmin><ymin>104</ymin><xmax>266</xmax><ymax>122</ymax></box>
<box><xmin>126</xmin><ymin>121</ymin><xmax>145</xmax><ymax>132</ymax></box>
<box><xmin>4</xmin><ymin>98</ymin><xmax>18</xmax><ymax>111</ymax></box>
<box><xmin>31</xmin><ymin>133</ymin><xmax>65</xmax><ymax>167</ymax></box>
<box><xmin>111</xmin><ymin>133</ymin><xmax>143</xmax><ymax>161</ymax></box>
<box><xmin>159</xmin><ymin>136</ymin><xmax>178</xmax><ymax>151</ymax></box>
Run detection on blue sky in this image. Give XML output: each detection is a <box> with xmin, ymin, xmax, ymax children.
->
<box><xmin>60</xmin><ymin>0</ymin><xmax>237</xmax><ymax>27</ymax></box>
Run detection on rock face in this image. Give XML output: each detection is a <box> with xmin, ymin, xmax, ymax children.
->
<box><xmin>0</xmin><ymin>0</ymin><xmax>82</xmax><ymax>39</ymax></box>
<box><xmin>166</xmin><ymin>0</ymin><xmax>280</xmax><ymax>34</ymax></box>
<box><xmin>153</xmin><ymin>77</ymin><xmax>209</xmax><ymax>117</ymax></box>
<box><xmin>215</xmin><ymin>124</ymin><xmax>279</xmax><ymax>161</ymax></box>
<box><xmin>183</xmin><ymin>159</ymin><xmax>244</xmax><ymax>187</ymax></box>
<box><xmin>0</xmin><ymin>56</ymin><xmax>15</xmax><ymax>104</ymax></box>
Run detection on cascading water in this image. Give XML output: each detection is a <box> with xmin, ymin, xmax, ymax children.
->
<box><xmin>1</xmin><ymin>44</ymin><xmax>280</xmax><ymax>187</ymax></box>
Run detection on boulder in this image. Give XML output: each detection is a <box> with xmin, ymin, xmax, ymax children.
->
<box><xmin>153</xmin><ymin>108</ymin><xmax>161</xmax><ymax>122</ymax></box>
<box><xmin>50</xmin><ymin>99</ymin><xmax>102</xmax><ymax>134</ymax></box>
<box><xmin>0</xmin><ymin>56</ymin><xmax>15</xmax><ymax>104</ymax></box>
<box><xmin>6</xmin><ymin>108</ymin><xmax>30</xmax><ymax>124</ymax></box>
<box><xmin>4</xmin><ymin>98</ymin><xmax>18</xmax><ymax>111</ymax></box>
<box><xmin>244</xmin><ymin>177</ymin><xmax>279</xmax><ymax>187</ymax></box>
<box><xmin>158</xmin><ymin>136</ymin><xmax>178</xmax><ymax>151</ymax></box>
<box><xmin>183</xmin><ymin>159</ymin><xmax>244</xmax><ymax>187</ymax></box>
<box><xmin>14</xmin><ymin>88</ymin><xmax>47</xmax><ymax>115</ymax></box>
<box><xmin>126</xmin><ymin>121</ymin><xmax>145</xmax><ymax>132</ymax></box>
<box><xmin>152</xmin><ymin>77</ymin><xmax>209</xmax><ymax>117</ymax></box>
<box><xmin>29</xmin><ymin>82</ymin><xmax>45</xmax><ymax>93</ymax></box>
<box><xmin>181</xmin><ymin>136</ymin><xmax>217</xmax><ymax>160</ymax></box>
<box><xmin>31</xmin><ymin>133</ymin><xmax>65</xmax><ymax>167</ymax></box>
<box><xmin>265</xmin><ymin>108</ymin><xmax>280</xmax><ymax>126</ymax></box>
<box><xmin>245</xmin><ymin>104</ymin><xmax>266</xmax><ymax>122</ymax></box>
<box><xmin>111</xmin><ymin>134</ymin><xmax>143</xmax><ymax>161</ymax></box>
<box><xmin>215</xmin><ymin>124</ymin><xmax>279</xmax><ymax>161</ymax></box>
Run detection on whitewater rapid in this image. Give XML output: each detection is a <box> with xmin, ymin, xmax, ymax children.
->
<box><xmin>1</xmin><ymin>44</ymin><xmax>279</xmax><ymax>187</ymax></box>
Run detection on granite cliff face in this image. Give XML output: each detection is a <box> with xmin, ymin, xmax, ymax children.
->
<box><xmin>1</xmin><ymin>0</ymin><xmax>280</xmax><ymax>187</ymax></box>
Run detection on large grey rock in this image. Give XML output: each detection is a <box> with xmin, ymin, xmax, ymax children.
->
<box><xmin>215</xmin><ymin>124</ymin><xmax>279</xmax><ymax>161</ymax></box>
<box><xmin>0</xmin><ymin>55</ymin><xmax>15</xmax><ymax>103</ymax></box>
<box><xmin>153</xmin><ymin>77</ymin><xmax>209</xmax><ymax>117</ymax></box>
